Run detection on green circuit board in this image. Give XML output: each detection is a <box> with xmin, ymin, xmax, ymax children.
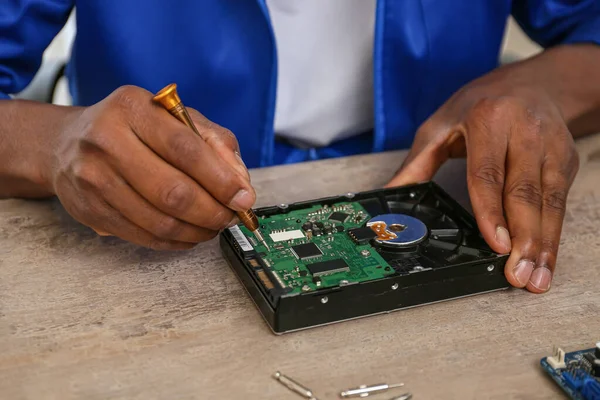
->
<box><xmin>236</xmin><ymin>202</ymin><xmax>394</xmax><ymax>295</ymax></box>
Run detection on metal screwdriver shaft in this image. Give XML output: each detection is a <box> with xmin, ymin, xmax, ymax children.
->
<box><xmin>340</xmin><ymin>382</ymin><xmax>405</xmax><ymax>398</ymax></box>
<box><xmin>153</xmin><ymin>84</ymin><xmax>269</xmax><ymax>250</ymax></box>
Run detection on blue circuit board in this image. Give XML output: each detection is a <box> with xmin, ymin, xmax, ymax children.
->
<box><xmin>541</xmin><ymin>346</ymin><xmax>600</xmax><ymax>400</ymax></box>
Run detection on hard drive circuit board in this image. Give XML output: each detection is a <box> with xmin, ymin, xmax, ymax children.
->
<box><xmin>236</xmin><ymin>202</ymin><xmax>394</xmax><ymax>295</ymax></box>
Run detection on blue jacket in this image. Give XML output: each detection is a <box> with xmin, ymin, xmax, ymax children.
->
<box><xmin>1</xmin><ymin>1</ymin><xmax>599</xmax><ymax>168</ymax></box>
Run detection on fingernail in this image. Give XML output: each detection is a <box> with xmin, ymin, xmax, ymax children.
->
<box><xmin>513</xmin><ymin>260</ymin><xmax>535</xmax><ymax>286</ymax></box>
<box><xmin>529</xmin><ymin>267</ymin><xmax>552</xmax><ymax>292</ymax></box>
<box><xmin>495</xmin><ymin>226</ymin><xmax>512</xmax><ymax>253</ymax></box>
<box><xmin>229</xmin><ymin>189</ymin><xmax>253</xmax><ymax>210</ymax></box>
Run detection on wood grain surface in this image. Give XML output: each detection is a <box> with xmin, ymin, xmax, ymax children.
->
<box><xmin>1</xmin><ymin>134</ymin><xmax>600</xmax><ymax>400</ymax></box>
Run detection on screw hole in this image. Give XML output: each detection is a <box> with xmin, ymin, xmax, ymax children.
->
<box><xmin>388</xmin><ymin>223</ymin><xmax>407</xmax><ymax>232</ymax></box>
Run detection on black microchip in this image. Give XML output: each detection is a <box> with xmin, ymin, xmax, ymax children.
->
<box><xmin>336</xmin><ymin>226</ymin><xmax>345</xmax><ymax>233</ymax></box>
<box><xmin>307</xmin><ymin>259</ymin><xmax>350</xmax><ymax>277</ymax></box>
<box><xmin>291</xmin><ymin>243</ymin><xmax>323</xmax><ymax>260</ymax></box>
<box><xmin>299</xmin><ymin>270</ymin><xmax>308</xmax><ymax>277</ymax></box>
<box><xmin>328</xmin><ymin>212</ymin><xmax>350</xmax><ymax>223</ymax></box>
<box><xmin>348</xmin><ymin>227</ymin><xmax>377</xmax><ymax>244</ymax></box>
<box><xmin>584</xmin><ymin>353</ymin><xmax>596</xmax><ymax>364</ymax></box>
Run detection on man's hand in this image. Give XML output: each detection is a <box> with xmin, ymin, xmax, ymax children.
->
<box><xmin>43</xmin><ymin>86</ymin><xmax>253</xmax><ymax>250</ymax></box>
<box><xmin>387</xmin><ymin>56</ymin><xmax>583</xmax><ymax>293</ymax></box>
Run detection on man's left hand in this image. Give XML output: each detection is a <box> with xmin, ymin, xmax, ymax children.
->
<box><xmin>387</xmin><ymin>67</ymin><xmax>580</xmax><ymax>293</ymax></box>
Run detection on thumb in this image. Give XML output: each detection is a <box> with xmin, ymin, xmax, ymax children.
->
<box><xmin>385</xmin><ymin>131</ymin><xmax>459</xmax><ymax>188</ymax></box>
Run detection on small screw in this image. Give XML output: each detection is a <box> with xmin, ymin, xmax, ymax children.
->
<box><xmin>361</xmin><ymin>249</ymin><xmax>371</xmax><ymax>257</ymax></box>
<box><xmin>279</xmin><ymin>203</ymin><xmax>289</xmax><ymax>209</ymax></box>
<box><xmin>409</xmin><ymin>192</ymin><xmax>416</xmax><ymax>198</ymax></box>
<box><xmin>302</xmin><ymin>285</ymin><xmax>311</xmax><ymax>292</ymax></box>
<box><xmin>321</xmin><ymin>296</ymin><xmax>328</xmax><ymax>304</ymax></box>
<box><xmin>339</xmin><ymin>280</ymin><xmax>349</xmax><ymax>286</ymax></box>
<box><xmin>392</xmin><ymin>283</ymin><xmax>399</xmax><ymax>290</ymax></box>
<box><xmin>345</xmin><ymin>192</ymin><xmax>355</xmax><ymax>199</ymax></box>
<box><xmin>487</xmin><ymin>265</ymin><xmax>495</xmax><ymax>272</ymax></box>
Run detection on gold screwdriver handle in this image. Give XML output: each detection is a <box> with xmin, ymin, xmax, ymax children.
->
<box><xmin>152</xmin><ymin>83</ymin><xmax>204</xmax><ymax>139</ymax></box>
<box><xmin>237</xmin><ymin>209</ymin><xmax>259</xmax><ymax>232</ymax></box>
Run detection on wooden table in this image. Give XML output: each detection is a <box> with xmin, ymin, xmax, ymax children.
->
<box><xmin>2</xmin><ymin>134</ymin><xmax>600</xmax><ymax>400</ymax></box>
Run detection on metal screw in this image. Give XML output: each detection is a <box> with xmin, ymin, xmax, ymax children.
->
<box><xmin>279</xmin><ymin>203</ymin><xmax>289</xmax><ymax>210</ymax></box>
<box><xmin>409</xmin><ymin>192</ymin><xmax>416</xmax><ymax>198</ymax></box>
<box><xmin>392</xmin><ymin>283</ymin><xmax>399</xmax><ymax>290</ymax></box>
<box><xmin>413</xmin><ymin>266</ymin><xmax>424</xmax><ymax>271</ymax></box>
<box><xmin>302</xmin><ymin>285</ymin><xmax>310</xmax><ymax>292</ymax></box>
<box><xmin>321</xmin><ymin>296</ymin><xmax>328</xmax><ymax>304</ymax></box>
<box><xmin>339</xmin><ymin>280</ymin><xmax>350</xmax><ymax>286</ymax></box>
<box><xmin>345</xmin><ymin>192</ymin><xmax>355</xmax><ymax>199</ymax></box>
<box><xmin>361</xmin><ymin>249</ymin><xmax>371</xmax><ymax>257</ymax></box>
<box><xmin>487</xmin><ymin>265</ymin><xmax>495</xmax><ymax>272</ymax></box>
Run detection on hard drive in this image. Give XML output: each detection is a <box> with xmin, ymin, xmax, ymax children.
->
<box><xmin>219</xmin><ymin>181</ymin><xmax>509</xmax><ymax>334</ymax></box>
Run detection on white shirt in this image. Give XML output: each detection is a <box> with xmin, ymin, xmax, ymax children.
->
<box><xmin>266</xmin><ymin>0</ymin><xmax>376</xmax><ymax>147</ymax></box>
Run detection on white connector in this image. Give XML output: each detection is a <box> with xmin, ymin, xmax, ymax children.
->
<box><xmin>547</xmin><ymin>346</ymin><xmax>566</xmax><ymax>369</ymax></box>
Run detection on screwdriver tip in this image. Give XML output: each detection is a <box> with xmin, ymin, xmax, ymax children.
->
<box><xmin>252</xmin><ymin>230</ymin><xmax>270</xmax><ymax>251</ymax></box>
<box><xmin>389</xmin><ymin>383</ymin><xmax>405</xmax><ymax>389</ymax></box>
<box><xmin>261</xmin><ymin>239</ymin><xmax>271</xmax><ymax>252</ymax></box>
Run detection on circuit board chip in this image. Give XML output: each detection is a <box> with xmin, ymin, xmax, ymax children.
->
<box><xmin>348</xmin><ymin>227</ymin><xmax>378</xmax><ymax>244</ymax></box>
<box><xmin>291</xmin><ymin>243</ymin><xmax>323</xmax><ymax>260</ymax></box>
<box><xmin>307</xmin><ymin>259</ymin><xmax>350</xmax><ymax>277</ymax></box>
<box><xmin>328</xmin><ymin>211</ymin><xmax>350</xmax><ymax>223</ymax></box>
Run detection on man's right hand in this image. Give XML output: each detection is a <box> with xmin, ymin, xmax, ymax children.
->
<box><xmin>45</xmin><ymin>85</ymin><xmax>254</xmax><ymax>250</ymax></box>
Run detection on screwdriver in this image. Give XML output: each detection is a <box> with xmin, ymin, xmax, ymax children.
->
<box><xmin>273</xmin><ymin>371</ymin><xmax>316</xmax><ymax>399</ymax></box>
<box><xmin>153</xmin><ymin>83</ymin><xmax>269</xmax><ymax>251</ymax></box>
